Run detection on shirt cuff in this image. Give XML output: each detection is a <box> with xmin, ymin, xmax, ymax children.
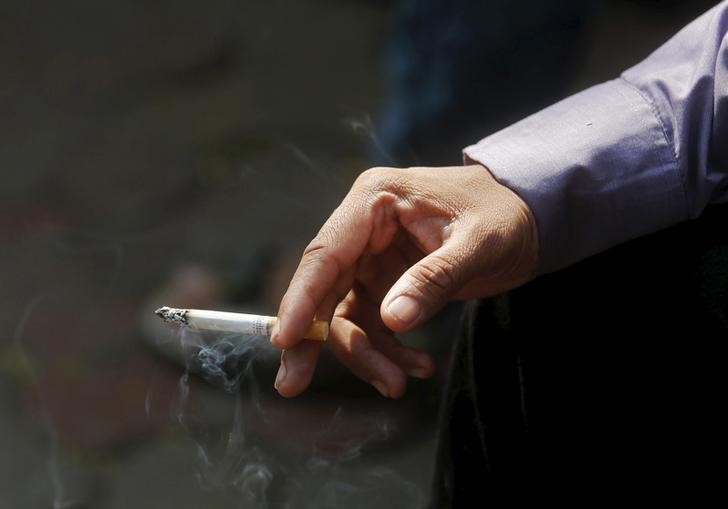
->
<box><xmin>464</xmin><ymin>78</ymin><xmax>688</xmax><ymax>274</ymax></box>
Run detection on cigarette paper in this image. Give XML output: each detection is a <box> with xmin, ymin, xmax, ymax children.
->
<box><xmin>154</xmin><ymin>306</ymin><xmax>329</xmax><ymax>341</ymax></box>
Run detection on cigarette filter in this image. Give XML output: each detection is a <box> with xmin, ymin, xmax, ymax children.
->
<box><xmin>154</xmin><ymin>306</ymin><xmax>329</xmax><ymax>341</ymax></box>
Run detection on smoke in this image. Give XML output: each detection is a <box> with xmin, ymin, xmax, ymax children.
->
<box><xmin>11</xmin><ymin>294</ymin><xmax>90</xmax><ymax>509</ymax></box>
<box><xmin>342</xmin><ymin>113</ymin><xmax>397</xmax><ymax>167</ymax></box>
<box><xmin>187</xmin><ymin>334</ymin><xmax>266</xmax><ymax>394</ymax></box>
<box><xmin>167</xmin><ymin>326</ymin><xmax>427</xmax><ymax>509</ymax></box>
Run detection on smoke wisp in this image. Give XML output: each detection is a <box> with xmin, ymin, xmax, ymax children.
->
<box><xmin>168</xmin><ymin>326</ymin><xmax>427</xmax><ymax>509</ymax></box>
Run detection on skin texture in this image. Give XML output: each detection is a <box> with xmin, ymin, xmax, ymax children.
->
<box><xmin>271</xmin><ymin>164</ymin><xmax>539</xmax><ymax>398</ymax></box>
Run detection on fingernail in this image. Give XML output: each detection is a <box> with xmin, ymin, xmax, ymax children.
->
<box><xmin>407</xmin><ymin>367</ymin><xmax>430</xmax><ymax>379</ymax></box>
<box><xmin>387</xmin><ymin>295</ymin><xmax>421</xmax><ymax>326</ymax></box>
<box><xmin>274</xmin><ymin>354</ymin><xmax>287</xmax><ymax>390</ymax></box>
<box><xmin>371</xmin><ymin>379</ymin><xmax>389</xmax><ymax>398</ymax></box>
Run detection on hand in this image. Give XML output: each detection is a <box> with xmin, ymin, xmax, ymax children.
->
<box><xmin>271</xmin><ymin>164</ymin><xmax>539</xmax><ymax>398</ymax></box>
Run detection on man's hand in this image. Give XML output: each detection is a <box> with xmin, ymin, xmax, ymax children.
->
<box><xmin>271</xmin><ymin>164</ymin><xmax>539</xmax><ymax>398</ymax></box>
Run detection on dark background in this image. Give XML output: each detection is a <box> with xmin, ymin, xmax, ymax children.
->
<box><xmin>0</xmin><ymin>1</ymin><xmax>716</xmax><ymax>507</ymax></box>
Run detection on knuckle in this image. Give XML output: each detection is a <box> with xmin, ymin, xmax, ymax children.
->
<box><xmin>353</xmin><ymin>167</ymin><xmax>398</xmax><ymax>192</ymax></box>
<box><xmin>410</xmin><ymin>255</ymin><xmax>456</xmax><ymax>296</ymax></box>
<box><xmin>301</xmin><ymin>239</ymin><xmax>331</xmax><ymax>267</ymax></box>
<box><xmin>295</xmin><ymin>242</ymin><xmax>340</xmax><ymax>298</ymax></box>
<box><xmin>354</xmin><ymin>167</ymin><xmax>383</xmax><ymax>186</ymax></box>
<box><xmin>305</xmin><ymin>222</ymin><xmax>345</xmax><ymax>265</ymax></box>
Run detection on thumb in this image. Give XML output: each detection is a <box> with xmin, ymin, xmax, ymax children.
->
<box><xmin>380</xmin><ymin>243</ymin><xmax>468</xmax><ymax>332</ymax></box>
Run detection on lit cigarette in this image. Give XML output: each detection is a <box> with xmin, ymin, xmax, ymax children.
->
<box><xmin>154</xmin><ymin>306</ymin><xmax>329</xmax><ymax>341</ymax></box>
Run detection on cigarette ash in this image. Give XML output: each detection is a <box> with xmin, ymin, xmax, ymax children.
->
<box><xmin>154</xmin><ymin>306</ymin><xmax>189</xmax><ymax>327</ymax></box>
<box><xmin>166</xmin><ymin>327</ymin><xmax>427</xmax><ymax>508</ymax></box>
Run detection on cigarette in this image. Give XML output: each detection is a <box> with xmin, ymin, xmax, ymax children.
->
<box><xmin>154</xmin><ymin>306</ymin><xmax>329</xmax><ymax>341</ymax></box>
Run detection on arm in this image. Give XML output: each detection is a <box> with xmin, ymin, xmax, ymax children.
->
<box><xmin>271</xmin><ymin>2</ymin><xmax>728</xmax><ymax>397</ymax></box>
<box><xmin>465</xmin><ymin>1</ymin><xmax>728</xmax><ymax>273</ymax></box>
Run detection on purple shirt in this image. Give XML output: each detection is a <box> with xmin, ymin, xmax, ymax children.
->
<box><xmin>464</xmin><ymin>1</ymin><xmax>728</xmax><ymax>274</ymax></box>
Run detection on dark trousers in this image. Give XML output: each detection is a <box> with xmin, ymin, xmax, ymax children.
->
<box><xmin>435</xmin><ymin>205</ymin><xmax>728</xmax><ymax>505</ymax></box>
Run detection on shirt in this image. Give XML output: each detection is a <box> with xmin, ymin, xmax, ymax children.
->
<box><xmin>464</xmin><ymin>1</ymin><xmax>728</xmax><ymax>274</ymax></box>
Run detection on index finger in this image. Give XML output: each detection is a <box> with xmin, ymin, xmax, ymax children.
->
<box><xmin>271</xmin><ymin>193</ymin><xmax>374</xmax><ymax>349</ymax></box>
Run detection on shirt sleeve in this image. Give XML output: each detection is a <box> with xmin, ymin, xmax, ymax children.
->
<box><xmin>464</xmin><ymin>1</ymin><xmax>728</xmax><ymax>274</ymax></box>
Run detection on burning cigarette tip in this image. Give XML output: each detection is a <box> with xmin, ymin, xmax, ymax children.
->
<box><xmin>155</xmin><ymin>306</ymin><xmax>189</xmax><ymax>326</ymax></box>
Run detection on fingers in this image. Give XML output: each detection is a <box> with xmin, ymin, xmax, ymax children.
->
<box><xmin>380</xmin><ymin>233</ymin><xmax>472</xmax><ymax>332</ymax></box>
<box><xmin>328</xmin><ymin>292</ymin><xmax>435</xmax><ymax>397</ymax></box>
<box><xmin>326</xmin><ymin>316</ymin><xmax>408</xmax><ymax>399</ymax></box>
<box><xmin>272</xmin><ymin>245</ymin><xmax>356</xmax><ymax>350</ymax></box>
<box><xmin>273</xmin><ymin>169</ymin><xmax>413</xmax><ymax>351</ymax></box>
<box><xmin>274</xmin><ymin>340</ymin><xmax>322</xmax><ymax>398</ymax></box>
<box><xmin>277</xmin><ymin>283</ymin><xmax>436</xmax><ymax>399</ymax></box>
<box><xmin>273</xmin><ymin>278</ymin><xmax>354</xmax><ymax>397</ymax></box>
<box><xmin>274</xmin><ymin>313</ymin><xmax>434</xmax><ymax>398</ymax></box>
<box><xmin>368</xmin><ymin>328</ymin><xmax>435</xmax><ymax>380</ymax></box>
<box><xmin>353</xmin><ymin>245</ymin><xmax>412</xmax><ymax>305</ymax></box>
<box><xmin>272</xmin><ymin>195</ymin><xmax>375</xmax><ymax>350</ymax></box>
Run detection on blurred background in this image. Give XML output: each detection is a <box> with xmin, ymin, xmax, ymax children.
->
<box><xmin>0</xmin><ymin>0</ymin><xmax>716</xmax><ymax>507</ymax></box>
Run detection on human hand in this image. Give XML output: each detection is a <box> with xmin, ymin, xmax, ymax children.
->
<box><xmin>271</xmin><ymin>164</ymin><xmax>539</xmax><ymax>398</ymax></box>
